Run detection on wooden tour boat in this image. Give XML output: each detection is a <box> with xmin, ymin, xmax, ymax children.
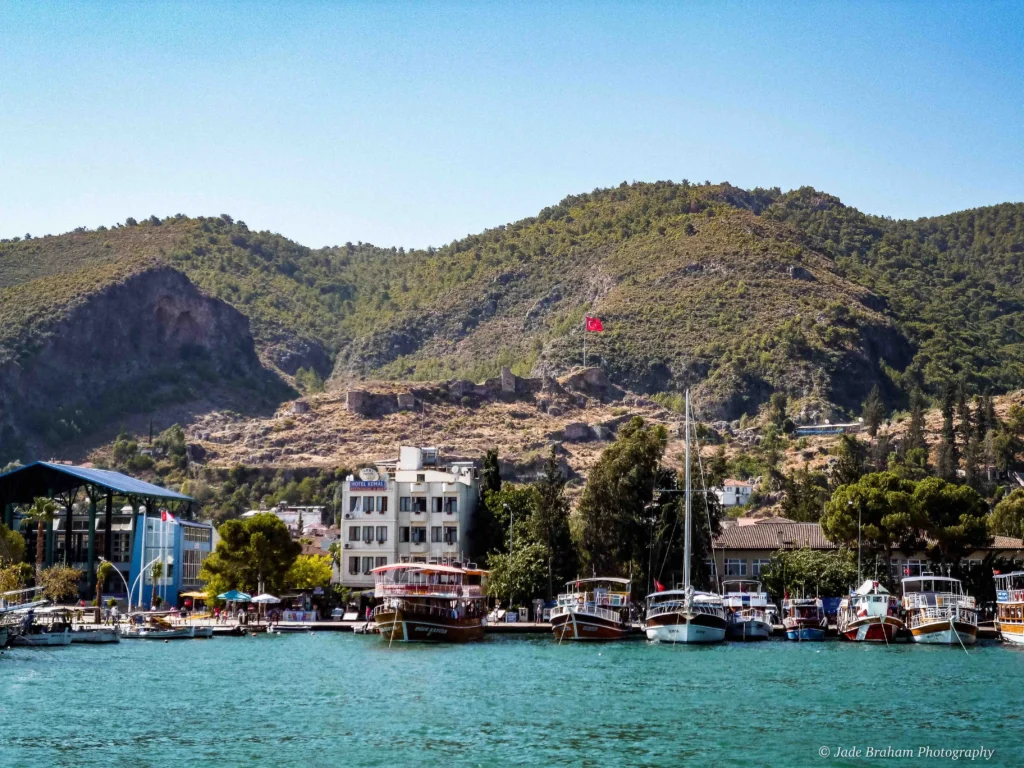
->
<box><xmin>122</xmin><ymin>615</ymin><xmax>196</xmax><ymax>640</ymax></box>
<box><xmin>551</xmin><ymin>577</ymin><xmax>632</xmax><ymax>641</ymax></box>
<box><xmin>372</xmin><ymin>563</ymin><xmax>488</xmax><ymax>643</ymax></box>
<box><xmin>994</xmin><ymin>570</ymin><xmax>1024</xmax><ymax>645</ymax></box>
<box><xmin>781</xmin><ymin>597</ymin><xmax>826</xmax><ymax>641</ymax></box>
<box><xmin>902</xmin><ymin>575</ymin><xmax>977</xmax><ymax>646</ymax></box>
<box><xmin>837</xmin><ymin>580</ymin><xmax>904</xmax><ymax>643</ymax></box>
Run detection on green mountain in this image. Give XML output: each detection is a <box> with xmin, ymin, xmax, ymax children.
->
<box><xmin>1</xmin><ymin>182</ymin><xmax>1022</xmax><ymax>462</ymax></box>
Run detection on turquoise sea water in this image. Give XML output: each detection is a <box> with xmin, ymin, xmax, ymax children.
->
<box><xmin>1</xmin><ymin>634</ymin><xmax>1022</xmax><ymax>767</ymax></box>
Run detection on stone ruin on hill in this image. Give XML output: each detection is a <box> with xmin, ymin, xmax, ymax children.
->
<box><xmin>343</xmin><ymin>366</ymin><xmax>628</xmax><ymax>419</ymax></box>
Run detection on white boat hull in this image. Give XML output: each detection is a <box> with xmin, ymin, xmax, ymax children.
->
<box><xmin>192</xmin><ymin>626</ymin><xmax>214</xmax><ymax>638</ymax></box>
<box><xmin>123</xmin><ymin>627</ymin><xmax>195</xmax><ymax>640</ymax></box>
<box><xmin>70</xmin><ymin>628</ymin><xmax>120</xmax><ymax>644</ymax></box>
<box><xmin>11</xmin><ymin>630</ymin><xmax>72</xmax><ymax>647</ymax></box>
<box><xmin>646</xmin><ymin>621</ymin><xmax>726</xmax><ymax>644</ymax></box>
<box><xmin>911</xmin><ymin>626</ymin><xmax>977</xmax><ymax>645</ymax></box>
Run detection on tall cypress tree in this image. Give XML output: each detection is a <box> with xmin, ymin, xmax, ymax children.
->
<box><xmin>862</xmin><ymin>385</ymin><xmax>886</xmax><ymax>438</ymax></box>
<box><xmin>529</xmin><ymin>448</ymin><xmax>576</xmax><ymax>599</ymax></box>
<box><xmin>935</xmin><ymin>381</ymin><xmax>959</xmax><ymax>481</ymax></box>
<box><xmin>904</xmin><ymin>389</ymin><xmax>927</xmax><ymax>454</ymax></box>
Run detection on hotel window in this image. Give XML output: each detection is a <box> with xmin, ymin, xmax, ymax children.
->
<box><xmin>399</xmin><ymin>527</ymin><xmax>410</xmax><ymax>543</ymax></box>
<box><xmin>416</xmin><ymin>474</ymin><xmax>425</xmax><ymax>483</ymax></box>
<box><xmin>411</xmin><ymin>527</ymin><xmax>427</xmax><ymax>544</ymax></box>
<box><xmin>349</xmin><ymin>526</ymin><xmax>360</xmax><ymax>542</ymax></box>
<box><xmin>752</xmin><ymin>559</ymin><xmax>771</xmax><ymax>578</ymax></box>
<box><xmin>412</xmin><ymin>497</ymin><xmax>427</xmax><ymax>513</ymax></box>
<box><xmin>375</xmin><ymin>556</ymin><xmax>387</xmax><ymax>568</ymax></box>
<box><xmin>350</xmin><ymin>497</ymin><xmax>361</xmax><ymax>513</ymax></box>
<box><xmin>400</xmin><ymin>497</ymin><xmax>412</xmax><ymax>512</ymax></box>
<box><xmin>361</xmin><ymin>556</ymin><xmax>374</xmax><ymax>574</ymax></box>
<box><xmin>431</xmin><ymin>526</ymin><xmax>442</xmax><ymax>543</ymax></box>
<box><xmin>378</xmin><ymin>496</ymin><xmax>388</xmax><ymax>514</ymax></box>
<box><xmin>399</xmin><ymin>556</ymin><xmax>410</xmax><ymax>563</ymax></box>
<box><xmin>412</xmin><ymin>556</ymin><xmax>427</xmax><ymax>563</ymax></box>
<box><xmin>444</xmin><ymin>497</ymin><xmax>458</xmax><ymax>514</ymax></box>
<box><xmin>443</xmin><ymin>527</ymin><xmax>457</xmax><ymax>545</ymax></box>
<box><xmin>362</xmin><ymin>526</ymin><xmax>374</xmax><ymax>544</ymax></box>
<box><xmin>432</xmin><ymin>497</ymin><xmax>444</xmax><ymax>513</ymax></box>
<box><xmin>376</xmin><ymin>526</ymin><xmax>388</xmax><ymax>543</ymax></box>
<box><xmin>349</xmin><ymin>557</ymin><xmax>359</xmax><ymax>575</ymax></box>
<box><xmin>724</xmin><ymin>559</ymin><xmax>747</xmax><ymax>577</ymax></box>
<box><xmin>705</xmin><ymin>559</ymin><xmax>717</xmax><ymax>577</ymax></box>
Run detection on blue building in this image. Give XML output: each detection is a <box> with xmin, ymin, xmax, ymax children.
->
<box><xmin>130</xmin><ymin>514</ymin><xmax>215</xmax><ymax>609</ymax></box>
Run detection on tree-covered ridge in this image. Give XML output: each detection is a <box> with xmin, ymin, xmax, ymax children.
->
<box><xmin>765</xmin><ymin>191</ymin><xmax>1024</xmax><ymax>398</ymax></box>
<box><xmin>3</xmin><ymin>180</ymin><xmax>1024</xmax><ymax>424</ymax></box>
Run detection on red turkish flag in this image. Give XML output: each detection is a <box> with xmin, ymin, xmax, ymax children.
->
<box><xmin>585</xmin><ymin>316</ymin><xmax>604</xmax><ymax>332</ymax></box>
<box><xmin>653</xmin><ymin>579</ymin><xmax>665</xmax><ymax>592</ymax></box>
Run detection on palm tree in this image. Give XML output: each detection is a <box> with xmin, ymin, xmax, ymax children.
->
<box><xmin>328</xmin><ymin>541</ymin><xmax>341</xmax><ymax>582</ymax></box>
<box><xmin>149</xmin><ymin>561</ymin><xmax>163</xmax><ymax>608</ymax></box>
<box><xmin>24</xmin><ymin>497</ymin><xmax>57</xmax><ymax>583</ymax></box>
<box><xmin>95</xmin><ymin>560</ymin><xmax>114</xmax><ymax>623</ymax></box>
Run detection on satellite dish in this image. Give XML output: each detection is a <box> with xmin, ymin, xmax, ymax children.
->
<box><xmin>359</xmin><ymin>468</ymin><xmax>379</xmax><ymax>482</ymax></box>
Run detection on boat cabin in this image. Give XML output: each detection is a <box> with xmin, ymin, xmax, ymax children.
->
<box><xmin>372</xmin><ymin>563</ymin><xmax>484</xmax><ymax>599</ymax></box>
<box><xmin>556</xmin><ymin>578</ymin><xmax>630</xmax><ymax>610</ymax></box>
<box><xmin>995</xmin><ymin>571</ymin><xmax>1024</xmax><ymax>624</ymax></box>
<box><xmin>901</xmin><ymin>576</ymin><xmax>972</xmax><ymax>610</ymax></box>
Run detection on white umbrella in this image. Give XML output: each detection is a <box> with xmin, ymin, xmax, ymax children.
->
<box><xmin>251</xmin><ymin>593</ymin><xmax>281</xmax><ymax>604</ymax></box>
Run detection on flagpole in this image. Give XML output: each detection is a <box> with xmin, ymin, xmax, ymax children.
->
<box><xmin>583</xmin><ymin>317</ymin><xmax>587</xmax><ymax>368</ymax></box>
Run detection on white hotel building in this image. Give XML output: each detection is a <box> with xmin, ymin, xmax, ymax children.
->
<box><xmin>339</xmin><ymin>446</ymin><xmax>480</xmax><ymax>589</ymax></box>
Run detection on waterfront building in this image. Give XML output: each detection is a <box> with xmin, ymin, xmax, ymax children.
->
<box><xmin>0</xmin><ymin>461</ymin><xmax>195</xmax><ymax>602</ymax></box>
<box><xmin>339</xmin><ymin>446</ymin><xmax>479</xmax><ymax>589</ymax></box>
<box><xmin>711</xmin><ymin>518</ymin><xmax>1024</xmax><ymax>582</ymax></box>
<box><xmin>129</xmin><ymin>514</ymin><xmax>215</xmax><ymax>609</ymax></box>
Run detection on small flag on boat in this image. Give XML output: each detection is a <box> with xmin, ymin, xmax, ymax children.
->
<box><xmin>904</xmin><ymin>566</ymin><xmax>910</xmax><ymax>576</ymax></box>
<box><xmin>161</xmin><ymin>510</ymin><xmax>176</xmax><ymax>523</ymax></box>
<box><xmin>654</xmin><ymin>579</ymin><xmax>665</xmax><ymax>592</ymax></box>
<box><xmin>585</xmin><ymin>316</ymin><xmax>604</xmax><ymax>332</ymax></box>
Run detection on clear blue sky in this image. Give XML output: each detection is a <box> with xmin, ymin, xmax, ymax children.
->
<box><xmin>1</xmin><ymin>2</ymin><xmax>1022</xmax><ymax>248</ymax></box>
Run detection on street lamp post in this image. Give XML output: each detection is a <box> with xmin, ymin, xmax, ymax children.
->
<box><xmin>127</xmin><ymin>555</ymin><xmax>162</xmax><ymax>613</ymax></box>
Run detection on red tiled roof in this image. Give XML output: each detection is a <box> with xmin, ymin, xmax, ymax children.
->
<box><xmin>714</xmin><ymin>523</ymin><xmax>1024</xmax><ymax>553</ymax></box>
<box><xmin>714</xmin><ymin>523</ymin><xmax>836</xmax><ymax>551</ymax></box>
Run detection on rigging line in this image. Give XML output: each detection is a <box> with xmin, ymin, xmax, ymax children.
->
<box><xmin>656</xmin><ymin>496</ymin><xmax>681</xmax><ymax>583</ymax></box>
<box><xmin>691</xmin><ymin>394</ymin><xmax>720</xmax><ymax>593</ymax></box>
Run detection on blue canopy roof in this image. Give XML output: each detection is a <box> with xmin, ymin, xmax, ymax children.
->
<box><xmin>217</xmin><ymin>590</ymin><xmax>251</xmax><ymax>602</ymax></box>
<box><xmin>0</xmin><ymin>461</ymin><xmax>193</xmax><ymax>504</ymax></box>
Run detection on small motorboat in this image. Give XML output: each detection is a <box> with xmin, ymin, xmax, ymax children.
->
<box><xmin>192</xmin><ymin>626</ymin><xmax>214</xmax><ymax>638</ymax></box>
<box><xmin>70</xmin><ymin>627</ymin><xmax>121</xmax><ymax>644</ymax></box>
<box><xmin>122</xmin><ymin>616</ymin><xmax>196</xmax><ymax>640</ymax></box>
<box><xmin>722</xmin><ymin>580</ymin><xmax>776</xmax><ymax>640</ymax></box>
<box><xmin>782</xmin><ymin>597</ymin><xmax>827</xmax><ymax>641</ymax></box>
<box><xmin>9</xmin><ymin>607</ymin><xmax>73</xmax><ymax>647</ymax></box>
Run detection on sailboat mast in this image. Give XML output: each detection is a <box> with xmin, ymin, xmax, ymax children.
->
<box><xmin>683</xmin><ymin>390</ymin><xmax>692</xmax><ymax>591</ymax></box>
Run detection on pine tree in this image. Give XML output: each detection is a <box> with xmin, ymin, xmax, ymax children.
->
<box><xmin>862</xmin><ymin>385</ymin><xmax>886</xmax><ymax>437</ymax></box>
<box><xmin>958</xmin><ymin>389</ymin><xmax>977</xmax><ymax>484</ymax></box>
<box><xmin>529</xmin><ymin>448</ymin><xmax>576</xmax><ymax>599</ymax></box>
<box><xmin>904</xmin><ymin>389</ymin><xmax>927</xmax><ymax>454</ymax></box>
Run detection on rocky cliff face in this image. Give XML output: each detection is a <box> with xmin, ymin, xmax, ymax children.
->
<box><xmin>0</xmin><ymin>267</ymin><xmax>275</xmax><ymax>461</ymax></box>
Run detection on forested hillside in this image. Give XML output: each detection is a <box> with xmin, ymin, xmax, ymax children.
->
<box><xmin>1</xmin><ymin>181</ymin><xmax>1022</xmax><ymax>461</ymax></box>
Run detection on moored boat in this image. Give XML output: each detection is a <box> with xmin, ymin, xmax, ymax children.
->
<box><xmin>551</xmin><ymin>578</ymin><xmax>632</xmax><ymax>641</ymax></box>
<box><xmin>122</xmin><ymin>616</ymin><xmax>196</xmax><ymax>640</ymax></box>
<box><xmin>902</xmin><ymin>575</ymin><xmax>977</xmax><ymax>646</ymax></box>
<box><xmin>373</xmin><ymin>563</ymin><xmax>488</xmax><ymax>643</ymax></box>
<box><xmin>782</xmin><ymin>597</ymin><xmax>826</xmax><ymax>641</ymax></box>
<box><xmin>643</xmin><ymin>390</ymin><xmax>727</xmax><ymax>645</ymax></box>
<box><xmin>994</xmin><ymin>570</ymin><xmax>1024</xmax><ymax>645</ymax></box>
<box><xmin>192</xmin><ymin>626</ymin><xmax>214</xmax><ymax>638</ymax></box>
<box><xmin>0</xmin><ymin>626</ymin><xmax>7</xmax><ymax>648</ymax></box>
<box><xmin>645</xmin><ymin>588</ymin><xmax>727</xmax><ymax>643</ymax></box>
<box><xmin>70</xmin><ymin>627</ymin><xmax>121</xmax><ymax>644</ymax></box>
<box><xmin>722</xmin><ymin>580</ymin><xmax>776</xmax><ymax>641</ymax></box>
<box><xmin>9</xmin><ymin>607</ymin><xmax>73</xmax><ymax>647</ymax></box>
<box><xmin>837</xmin><ymin>580</ymin><xmax>904</xmax><ymax>642</ymax></box>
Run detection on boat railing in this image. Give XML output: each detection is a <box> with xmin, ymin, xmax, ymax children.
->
<box><xmin>376</xmin><ymin>584</ymin><xmax>482</xmax><ymax>599</ymax></box>
<box><xmin>552</xmin><ymin>603</ymin><xmax>623</xmax><ymax>624</ymax></box>
<box><xmin>903</xmin><ymin>592</ymin><xmax>975</xmax><ymax>610</ymax></box>
<box><xmin>908</xmin><ymin>605</ymin><xmax>978</xmax><ymax>629</ymax></box>
<box><xmin>375</xmin><ymin>600</ymin><xmax>482</xmax><ymax>620</ymax></box>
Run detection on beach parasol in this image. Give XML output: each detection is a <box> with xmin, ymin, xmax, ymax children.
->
<box><xmin>250</xmin><ymin>593</ymin><xmax>281</xmax><ymax>604</ymax></box>
<box><xmin>217</xmin><ymin>590</ymin><xmax>252</xmax><ymax>602</ymax></box>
